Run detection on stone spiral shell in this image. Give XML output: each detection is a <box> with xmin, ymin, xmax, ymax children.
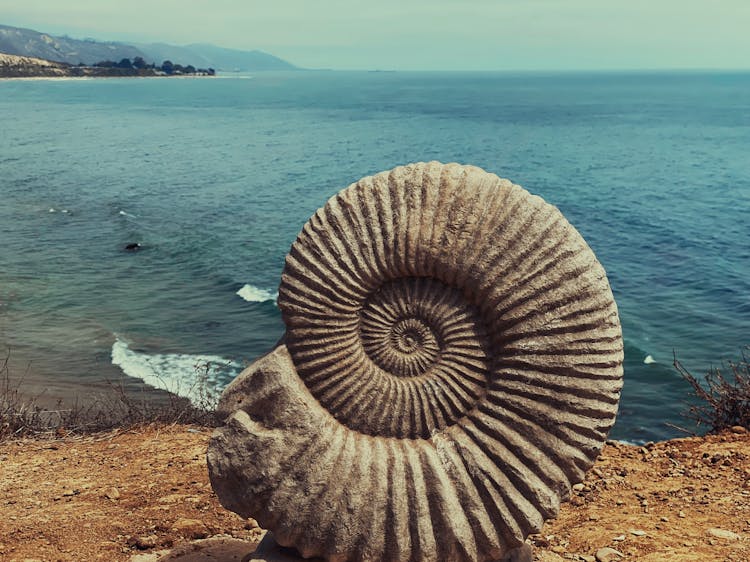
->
<box><xmin>208</xmin><ymin>162</ymin><xmax>623</xmax><ymax>562</ymax></box>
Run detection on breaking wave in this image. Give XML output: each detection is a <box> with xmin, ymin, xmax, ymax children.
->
<box><xmin>111</xmin><ymin>338</ymin><xmax>240</xmax><ymax>405</ymax></box>
<box><xmin>236</xmin><ymin>284</ymin><xmax>278</xmax><ymax>304</ymax></box>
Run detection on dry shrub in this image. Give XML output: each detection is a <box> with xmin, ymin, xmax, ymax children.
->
<box><xmin>675</xmin><ymin>347</ymin><xmax>750</xmax><ymax>433</ymax></box>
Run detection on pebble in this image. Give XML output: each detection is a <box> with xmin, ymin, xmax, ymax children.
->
<box><xmin>730</xmin><ymin>425</ymin><xmax>747</xmax><ymax>434</ymax></box>
<box><xmin>171</xmin><ymin>518</ymin><xmax>209</xmax><ymax>540</ymax></box>
<box><xmin>629</xmin><ymin>529</ymin><xmax>646</xmax><ymax>536</ymax></box>
<box><xmin>707</xmin><ymin>527</ymin><xmax>741</xmax><ymax>541</ymax></box>
<box><xmin>157</xmin><ymin>493</ymin><xmax>189</xmax><ymax>504</ymax></box>
<box><xmin>129</xmin><ymin>555</ymin><xmax>160</xmax><ymax>562</ymax></box>
<box><xmin>612</xmin><ymin>535</ymin><xmax>626</xmax><ymax>542</ymax></box>
<box><xmin>572</xmin><ymin>483</ymin><xmax>586</xmax><ymax>492</ymax></box>
<box><xmin>131</xmin><ymin>535</ymin><xmax>158</xmax><ymax>550</ymax></box>
<box><xmin>595</xmin><ymin>547</ymin><xmax>624</xmax><ymax>562</ymax></box>
<box><xmin>105</xmin><ymin>487</ymin><xmax>120</xmax><ymax>500</ymax></box>
<box><xmin>533</xmin><ymin>552</ymin><xmax>564</xmax><ymax>562</ymax></box>
<box><xmin>678</xmin><ymin>510</ymin><xmax>686</xmax><ymax>518</ymax></box>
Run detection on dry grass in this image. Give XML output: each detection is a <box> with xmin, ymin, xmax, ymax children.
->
<box><xmin>675</xmin><ymin>346</ymin><xmax>750</xmax><ymax>433</ymax></box>
<box><xmin>0</xmin><ymin>350</ymin><xmax>220</xmax><ymax>441</ymax></box>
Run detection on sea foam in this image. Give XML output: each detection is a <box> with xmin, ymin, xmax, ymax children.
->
<box><xmin>236</xmin><ymin>284</ymin><xmax>278</xmax><ymax>304</ymax></box>
<box><xmin>111</xmin><ymin>338</ymin><xmax>240</xmax><ymax>405</ymax></box>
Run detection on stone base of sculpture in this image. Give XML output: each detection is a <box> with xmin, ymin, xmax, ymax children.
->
<box><xmin>249</xmin><ymin>533</ymin><xmax>533</xmax><ymax>562</ymax></box>
<box><xmin>248</xmin><ymin>533</ymin><xmax>323</xmax><ymax>561</ymax></box>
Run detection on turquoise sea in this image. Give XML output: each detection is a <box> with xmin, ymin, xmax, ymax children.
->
<box><xmin>1</xmin><ymin>71</ymin><xmax>748</xmax><ymax>443</ymax></box>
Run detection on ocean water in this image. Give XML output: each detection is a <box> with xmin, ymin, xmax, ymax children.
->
<box><xmin>1</xmin><ymin>71</ymin><xmax>748</xmax><ymax>443</ymax></box>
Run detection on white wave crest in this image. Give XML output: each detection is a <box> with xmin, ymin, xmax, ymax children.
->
<box><xmin>643</xmin><ymin>354</ymin><xmax>656</xmax><ymax>364</ymax></box>
<box><xmin>111</xmin><ymin>339</ymin><xmax>240</xmax><ymax>405</ymax></box>
<box><xmin>118</xmin><ymin>210</ymin><xmax>137</xmax><ymax>218</ymax></box>
<box><xmin>616</xmin><ymin>438</ymin><xmax>648</xmax><ymax>446</ymax></box>
<box><xmin>236</xmin><ymin>284</ymin><xmax>278</xmax><ymax>304</ymax></box>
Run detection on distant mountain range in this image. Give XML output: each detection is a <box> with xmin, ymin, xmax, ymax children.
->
<box><xmin>0</xmin><ymin>24</ymin><xmax>298</xmax><ymax>71</ymax></box>
<box><xmin>133</xmin><ymin>42</ymin><xmax>296</xmax><ymax>72</ymax></box>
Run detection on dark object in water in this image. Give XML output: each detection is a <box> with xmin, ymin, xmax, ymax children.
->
<box><xmin>124</xmin><ymin>243</ymin><xmax>141</xmax><ymax>251</ymax></box>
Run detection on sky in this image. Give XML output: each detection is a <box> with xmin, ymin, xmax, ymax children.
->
<box><xmin>1</xmin><ymin>0</ymin><xmax>749</xmax><ymax>71</ymax></box>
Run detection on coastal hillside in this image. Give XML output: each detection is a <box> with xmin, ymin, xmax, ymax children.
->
<box><xmin>0</xmin><ymin>52</ymin><xmax>70</xmax><ymax>77</ymax></box>
<box><xmin>0</xmin><ymin>24</ymin><xmax>144</xmax><ymax>65</ymax></box>
<box><xmin>0</xmin><ymin>23</ymin><xmax>296</xmax><ymax>70</ymax></box>
<box><xmin>0</xmin><ymin>424</ymin><xmax>748</xmax><ymax>561</ymax></box>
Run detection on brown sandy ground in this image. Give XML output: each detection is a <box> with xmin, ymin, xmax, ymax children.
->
<box><xmin>0</xmin><ymin>424</ymin><xmax>748</xmax><ymax>562</ymax></box>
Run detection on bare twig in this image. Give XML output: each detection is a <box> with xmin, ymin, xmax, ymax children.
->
<box><xmin>675</xmin><ymin>346</ymin><xmax>750</xmax><ymax>433</ymax></box>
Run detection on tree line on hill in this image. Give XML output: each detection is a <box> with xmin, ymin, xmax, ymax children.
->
<box><xmin>0</xmin><ymin>52</ymin><xmax>218</xmax><ymax>78</ymax></box>
<box><xmin>91</xmin><ymin>57</ymin><xmax>215</xmax><ymax>76</ymax></box>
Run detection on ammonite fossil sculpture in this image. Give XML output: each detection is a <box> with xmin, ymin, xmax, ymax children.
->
<box><xmin>208</xmin><ymin>162</ymin><xmax>623</xmax><ymax>562</ymax></box>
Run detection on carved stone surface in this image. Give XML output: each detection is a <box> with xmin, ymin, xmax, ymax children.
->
<box><xmin>208</xmin><ymin>162</ymin><xmax>624</xmax><ymax>562</ymax></box>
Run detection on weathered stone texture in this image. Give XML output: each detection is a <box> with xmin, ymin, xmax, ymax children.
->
<box><xmin>208</xmin><ymin>162</ymin><xmax>624</xmax><ymax>561</ymax></box>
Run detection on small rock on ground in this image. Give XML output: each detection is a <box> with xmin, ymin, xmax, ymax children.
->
<box><xmin>707</xmin><ymin>527</ymin><xmax>741</xmax><ymax>541</ymax></box>
<box><xmin>535</xmin><ymin>552</ymin><xmax>566</xmax><ymax>562</ymax></box>
<box><xmin>159</xmin><ymin>536</ymin><xmax>257</xmax><ymax>561</ymax></box>
<box><xmin>130</xmin><ymin>554</ymin><xmax>162</xmax><ymax>562</ymax></box>
<box><xmin>595</xmin><ymin>547</ymin><xmax>624</xmax><ymax>562</ymax></box>
<box><xmin>171</xmin><ymin>518</ymin><xmax>209</xmax><ymax>540</ymax></box>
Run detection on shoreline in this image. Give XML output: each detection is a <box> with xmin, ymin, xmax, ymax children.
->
<box><xmin>0</xmin><ymin>367</ymin><xmax>715</xmax><ymax>449</ymax></box>
<box><xmin>0</xmin><ymin>346</ymin><xmax>698</xmax><ymax>446</ymax></box>
<box><xmin>1</xmin><ymin>336</ymin><xmax>235</xmax><ymax>413</ymax></box>
<box><xmin>1</xmin><ymin>358</ymin><xmax>190</xmax><ymax>413</ymax></box>
<box><xmin>0</xmin><ymin>74</ymin><xmax>218</xmax><ymax>81</ymax></box>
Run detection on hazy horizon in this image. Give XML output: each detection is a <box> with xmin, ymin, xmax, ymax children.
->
<box><xmin>2</xmin><ymin>0</ymin><xmax>749</xmax><ymax>72</ymax></box>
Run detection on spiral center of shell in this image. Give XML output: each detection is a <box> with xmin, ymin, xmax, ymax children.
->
<box><xmin>360</xmin><ymin>281</ymin><xmax>450</xmax><ymax>378</ymax></box>
<box><xmin>381</xmin><ymin>317</ymin><xmax>440</xmax><ymax>376</ymax></box>
<box><xmin>284</xmin><ymin>267</ymin><xmax>495</xmax><ymax>437</ymax></box>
